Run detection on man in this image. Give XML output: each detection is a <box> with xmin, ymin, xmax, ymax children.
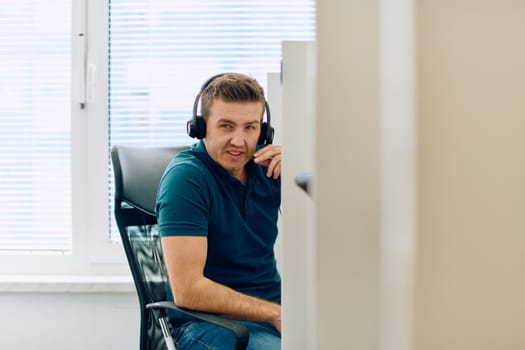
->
<box><xmin>156</xmin><ymin>73</ymin><xmax>282</xmax><ymax>349</ymax></box>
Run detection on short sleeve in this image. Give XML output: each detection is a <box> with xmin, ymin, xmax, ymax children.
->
<box><xmin>156</xmin><ymin>161</ymin><xmax>211</xmax><ymax>237</ymax></box>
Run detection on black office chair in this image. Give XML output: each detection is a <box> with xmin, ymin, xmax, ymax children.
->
<box><xmin>111</xmin><ymin>145</ymin><xmax>249</xmax><ymax>350</ymax></box>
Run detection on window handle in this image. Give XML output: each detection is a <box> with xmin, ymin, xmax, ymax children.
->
<box><xmin>78</xmin><ymin>0</ymin><xmax>87</xmax><ymax>109</ymax></box>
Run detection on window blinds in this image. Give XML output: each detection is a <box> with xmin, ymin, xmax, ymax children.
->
<box><xmin>0</xmin><ymin>1</ymin><xmax>72</xmax><ymax>252</ymax></box>
<box><xmin>108</xmin><ymin>0</ymin><xmax>316</xmax><ymax>147</ymax></box>
<box><xmin>108</xmin><ymin>0</ymin><xmax>316</xmax><ymax>239</ymax></box>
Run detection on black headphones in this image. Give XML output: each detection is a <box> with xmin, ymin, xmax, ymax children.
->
<box><xmin>186</xmin><ymin>73</ymin><xmax>274</xmax><ymax>146</ymax></box>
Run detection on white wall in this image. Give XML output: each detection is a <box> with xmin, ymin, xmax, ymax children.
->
<box><xmin>0</xmin><ymin>291</ymin><xmax>139</xmax><ymax>349</ymax></box>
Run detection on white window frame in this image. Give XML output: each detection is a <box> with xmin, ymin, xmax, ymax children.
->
<box><xmin>0</xmin><ymin>0</ymin><xmax>128</xmax><ymax>276</ymax></box>
<box><xmin>82</xmin><ymin>0</ymin><xmax>126</xmax><ymax>265</ymax></box>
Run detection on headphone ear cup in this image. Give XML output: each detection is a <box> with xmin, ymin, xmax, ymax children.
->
<box><xmin>186</xmin><ymin>119</ymin><xmax>196</xmax><ymax>138</ymax></box>
<box><xmin>266</xmin><ymin>124</ymin><xmax>274</xmax><ymax>145</ymax></box>
<box><xmin>258</xmin><ymin>122</ymin><xmax>274</xmax><ymax>145</ymax></box>
<box><xmin>187</xmin><ymin>116</ymin><xmax>206</xmax><ymax>139</ymax></box>
<box><xmin>258</xmin><ymin>122</ymin><xmax>267</xmax><ymax>145</ymax></box>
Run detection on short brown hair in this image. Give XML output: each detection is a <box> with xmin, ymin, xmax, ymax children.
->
<box><xmin>200</xmin><ymin>73</ymin><xmax>265</xmax><ymax>120</ymax></box>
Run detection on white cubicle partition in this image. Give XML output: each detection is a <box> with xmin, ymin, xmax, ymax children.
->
<box><xmin>278</xmin><ymin>40</ymin><xmax>317</xmax><ymax>350</ymax></box>
<box><xmin>267</xmin><ymin>72</ymin><xmax>283</xmax><ymax>274</ymax></box>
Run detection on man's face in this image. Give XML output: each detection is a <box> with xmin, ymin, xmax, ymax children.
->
<box><xmin>203</xmin><ymin>98</ymin><xmax>263</xmax><ymax>180</ymax></box>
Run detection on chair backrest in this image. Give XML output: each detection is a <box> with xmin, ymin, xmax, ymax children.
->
<box><xmin>111</xmin><ymin>145</ymin><xmax>187</xmax><ymax>350</ymax></box>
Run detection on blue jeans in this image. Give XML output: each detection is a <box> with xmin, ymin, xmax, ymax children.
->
<box><xmin>173</xmin><ymin>320</ymin><xmax>281</xmax><ymax>350</ymax></box>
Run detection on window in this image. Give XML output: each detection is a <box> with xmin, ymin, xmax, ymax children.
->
<box><xmin>0</xmin><ymin>0</ymin><xmax>315</xmax><ymax>274</ymax></box>
<box><xmin>0</xmin><ymin>1</ymin><xmax>72</xmax><ymax>252</ymax></box>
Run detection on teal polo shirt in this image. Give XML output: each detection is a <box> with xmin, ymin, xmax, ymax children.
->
<box><xmin>156</xmin><ymin>141</ymin><xmax>281</xmax><ymax>305</ymax></box>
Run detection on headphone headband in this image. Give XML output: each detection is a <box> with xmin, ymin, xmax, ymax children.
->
<box><xmin>186</xmin><ymin>73</ymin><xmax>274</xmax><ymax>145</ymax></box>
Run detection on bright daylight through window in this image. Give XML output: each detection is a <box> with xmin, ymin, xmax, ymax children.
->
<box><xmin>0</xmin><ymin>0</ymin><xmax>315</xmax><ymax>254</ymax></box>
<box><xmin>0</xmin><ymin>1</ymin><xmax>72</xmax><ymax>252</ymax></box>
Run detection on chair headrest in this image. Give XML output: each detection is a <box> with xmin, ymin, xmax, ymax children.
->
<box><xmin>112</xmin><ymin>145</ymin><xmax>188</xmax><ymax>215</ymax></box>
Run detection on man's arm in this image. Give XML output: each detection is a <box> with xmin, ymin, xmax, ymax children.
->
<box><xmin>161</xmin><ymin>235</ymin><xmax>282</xmax><ymax>333</ymax></box>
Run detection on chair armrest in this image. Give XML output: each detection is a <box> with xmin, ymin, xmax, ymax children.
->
<box><xmin>146</xmin><ymin>301</ymin><xmax>249</xmax><ymax>350</ymax></box>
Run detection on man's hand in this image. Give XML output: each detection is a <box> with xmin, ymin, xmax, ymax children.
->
<box><xmin>271</xmin><ymin>314</ymin><xmax>282</xmax><ymax>334</ymax></box>
<box><xmin>253</xmin><ymin>145</ymin><xmax>281</xmax><ymax>179</ymax></box>
<box><xmin>264</xmin><ymin>303</ymin><xmax>282</xmax><ymax>334</ymax></box>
